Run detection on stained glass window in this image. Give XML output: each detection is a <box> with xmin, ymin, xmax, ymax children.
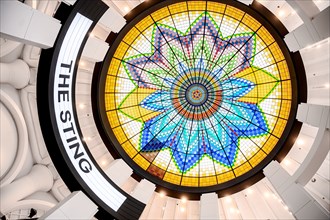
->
<box><xmin>104</xmin><ymin>1</ymin><xmax>293</xmax><ymax>188</ymax></box>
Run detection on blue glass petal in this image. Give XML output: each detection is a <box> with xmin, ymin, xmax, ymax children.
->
<box><xmin>222</xmin><ymin>77</ymin><xmax>254</xmax><ymax>99</ymax></box>
<box><xmin>172</xmin><ymin>150</ymin><xmax>186</xmax><ymax>171</ymax></box>
<box><xmin>184</xmin><ymin>153</ymin><xmax>202</xmax><ymax>171</ymax></box>
<box><xmin>172</xmin><ymin>150</ymin><xmax>202</xmax><ymax>172</ymax></box>
<box><xmin>204</xmin><ymin>120</ymin><xmax>238</xmax><ymax>166</ymax></box>
<box><xmin>140</xmin><ymin>91</ymin><xmax>171</xmax><ymax>112</ymax></box>
<box><xmin>224</xmin><ymin>102</ymin><xmax>268</xmax><ymax>137</ymax></box>
<box><xmin>212</xmin><ymin>149</ymin><xmax>230</xmax><ymax>165</ymax></box>
<box><xmin>141</xmin><ymin>110</ymin><xmax>184</xmax><ymax>151</ymax></box>
<box><xmin>175</xmin><ymin>126</ymin><xmax>191</xmax><ymax>153</ymax></box>
<box><xmin>140</xmin><ymin>117</ymin><xmax>164</xmax><ymax>152</ymax></box>
<box><xmin>243</xmin><ymin>104</ymin><xmax>268</xmax><ymax>136</ymax></box>
<box><xmin>186</xmin><ymin>129</ymin><xmax>199</xmax><ymax>154</ymax></box>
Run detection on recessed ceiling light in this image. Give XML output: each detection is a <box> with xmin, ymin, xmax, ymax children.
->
<box><xmin>84</xmin><ymin>137</ymin><xmax>91</xmax><ymax>141</ymax></box>
<box><xmin>306</xmin><ymin>45</ymin><xmax>313</xmax><ymax>49</ymax></box>
<box><xmin>278</xmin><ymin>10</ymin><xmax>285</xmax><ymax>18</ymax></box>
<box><xmin>225</xmin><ymin>196</ymin><xmax>232</xmax><ymax>203</ymax></box>
<box><xmin>247</xmin><ymin>188</ymin><xmax>253</xmax><ymax>194</ymax></box>
<box><xmin>160</xmin><ymin>191</ymin><xmax>165</xmax><ymax>197</ymax></box>
<box><xmin>297</xmin><ymin>139</ymin><xmax>304</xmax><ymax>146</ymax></box>
<box><xmin>32</xmin><ymin>0</ymin><xmax>37</xmax><ymax>9</ymax></box>
<box><xmin>283</xmin><ymin>158</ymin><xmax>291</xmax><ymax>166</ymax></box>
<box><xmin>124</xmin><ymin>6</ymin><xmax>130</xmax><ymax>13</ymax></box>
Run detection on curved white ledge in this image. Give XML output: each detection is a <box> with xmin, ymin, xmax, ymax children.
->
<box><xmin>20</xmin><ymin>86</ymin><xmax>50</xmax><ymax>164</ymax></box>
<box><xmin>0</xmin><ymin>89</ymin><xmax>29</xmax><ymax>187</ymax></box>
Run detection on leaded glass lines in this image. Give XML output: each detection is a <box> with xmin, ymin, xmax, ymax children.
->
<box><xmin>104</xmin><ymin>1</ymin><xmax>293</xmax><ymax>187</ymax></box>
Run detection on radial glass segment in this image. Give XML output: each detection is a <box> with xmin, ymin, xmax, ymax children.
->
<box><xmin>104</xmin><ymin>1</ymin><xmax>293</xmax><ymax>188</ymax></box>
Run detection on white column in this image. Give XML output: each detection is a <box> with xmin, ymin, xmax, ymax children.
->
<box><xmin>162</xmin><ymin>198</ymin><xmax>176</xmax><ymax>219</ymax></box>
<box><xmin>296</xmin><ymin>103</ymin><xmax>330</xmax><ymax>129</ymax></box>
<box><xmin>263</xmin><ymin>103</ymin><xmax>330</xmax><ymax>219</ymax></box>
<box><xmin>187</xmin><ymin>200</ymin><xmax>200</xmax><ymax>220</ymax></box>
<box><xmin>295</xmin><ymin>103</ymin><xmax>330</xmax><ymax>185</ymax></box>
<box><xmin>264</xmin><ymin>161</ymin><xmax>329</xmax><ymax>219</ymax></box>
<box><xmin>311</xmin><ymin>7</ymin><xmax>329</xmax><ymax>40</ymax></box>
<box><xmin>293</xmin><ymin>0</ymin><xmax>320</xmax><ymax>19</ymax></box>
<box><xmin>81</xmin><ymin>36</ymin><xmax>109</xmax><ymax>62</ymax></box>
<box><xmin>39</xmin><ymin>191</ymin><xmax>98</xmax><ymax>220</ymax></box>
<box><xmin>130</xmin><ymin>179</ymin><xmax>155</xmax><ymax>204</ymax></box>
<box><xmin>98</xmin><ymin>7</ymin><xmax>126</xmax><ymax>33</ymax></box>
<box><xmin>284</xmin><ymin>3</ymin><xmax>329</xmax><ymax>52</ymax></box>
<box><xmin>0</xmin><ymin>165</ymin><xmax>53</xmax><ymax>213</ymax></box>
<box><xmin>146</xmin><ymin>193</ymin><xmax>166</xmax><ymax>219</ymax></box>
<box><xmin>200</xmin><ymin>193</ymin><xmax>219</xmax><ymax>220</ymax></box>
<box><xmin>104</xmin><ymin>159</ymin><xmax>132</xmax><ymax>187</ymax></box>
<box><xmin>0</xmin><ymin>59</ymin><xmax>30</xmax><ymax>89</ymax></box>
<box><xmin>0</xmin><ymin>1</ymin><xmax>61</xmax><ymax>49</ymax></box>
<box><xmin>232</xmin><ymin>192</ymin><xmax>256</xmax><ymax>219</ymax></box>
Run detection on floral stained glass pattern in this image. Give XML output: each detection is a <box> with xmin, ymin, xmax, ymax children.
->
<box><xmin>104</xmin><ymin>1</ymin><xmax>293</xmax><ymax>188</ymax></box>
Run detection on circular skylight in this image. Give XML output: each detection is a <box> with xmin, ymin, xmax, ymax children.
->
<box><xmin>102</xmin><ymin>1</ymin><xmax>295</xmax><ymax>190</ymax></box>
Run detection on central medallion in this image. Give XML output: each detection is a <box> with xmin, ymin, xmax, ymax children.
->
<box><xmin>171</xmin><ymin>72</ymin><xmax>223</xmax><ymax>121</ymax></box>
<box><xmin>186</xmin><ymin>83</ymin><xmax>208</xmax><ymax>105</ymax></box>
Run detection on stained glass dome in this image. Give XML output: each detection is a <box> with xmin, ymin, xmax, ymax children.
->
<box><xmin>102</xmin><ymin>1</ymin><xmax>295</xmax><ymax>191</ymax></box>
